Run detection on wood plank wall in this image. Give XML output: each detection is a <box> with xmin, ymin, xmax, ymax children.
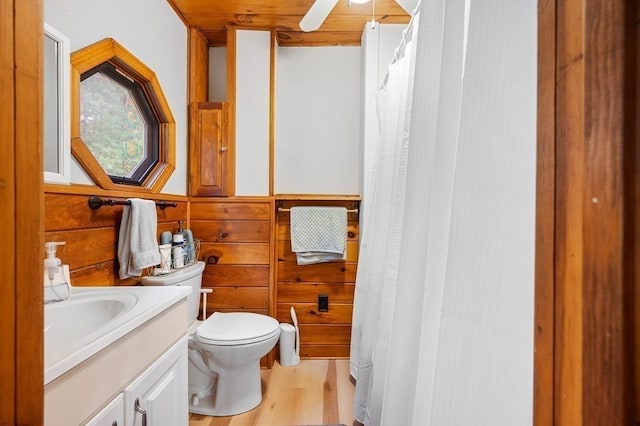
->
<box><xmin>43</xmin><ymin>190</ymin><xmax>361</xmax><ymax>363</ymax></box>
<box><xmin>44</xmin><ymin>187</ymin><xmax>187</xmax><ymax>286</ymax></box>
<box><xmin>275</xmin><ymin>199</ymin><xmax>359</xmax><ymax>358</ymax></box>
<box><xmin>190</xmin><ymin>199</ymin><xmax>274</xmax><ymax>316</ymax></box>
<box><xmin>2</xmin><ymin>1</ymin><xmax>44</xmax><ymax>423</ymax></box>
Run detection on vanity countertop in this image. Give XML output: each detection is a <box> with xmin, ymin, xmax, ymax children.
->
<box><xmin>44</xmin><ymin>285</ymin><xmax>190</xmax><ymax>385</ymax></box>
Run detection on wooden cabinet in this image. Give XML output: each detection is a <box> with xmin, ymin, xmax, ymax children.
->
<box><xmin>188</xmin><ymin>102</ymin><xmax>233</xmax><ymax>196</ymax></box>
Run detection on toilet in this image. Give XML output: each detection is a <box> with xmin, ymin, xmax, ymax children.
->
<box><xmin>140</xmin><ymin>261</ymin><xmax>280</xmax><ymax>416</ymax></box>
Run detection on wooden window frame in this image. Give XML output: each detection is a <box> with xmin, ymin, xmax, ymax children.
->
<box><xmin>70</xmin><ymin>38</ymin><xmax>175</xmax><ymax>192</ymax></box>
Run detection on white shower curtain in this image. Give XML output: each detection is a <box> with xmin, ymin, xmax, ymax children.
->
<box><xmin>349</xmin><ymin>12</ymin><xmax>418</xmax><ymax>425</ymax></box>
<box><xmin>350</xmin><ymin>0</ymin><xmax>537</xmax><ymax>425</ymax></box>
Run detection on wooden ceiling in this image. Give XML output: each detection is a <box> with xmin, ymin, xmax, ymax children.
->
<box><xmin>168</xmin><ymin>0</ymin><xmax>412</xmax><ymax>46</ymax></box>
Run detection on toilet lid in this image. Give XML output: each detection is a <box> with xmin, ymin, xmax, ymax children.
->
<box><xmin>195</xmin><ymin>312</ymin><xmax>280</xmax><ymax>346</ymax></box>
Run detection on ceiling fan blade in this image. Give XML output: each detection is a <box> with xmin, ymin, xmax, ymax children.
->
<box><xmin>299</xmin><ymin>0</ymin><xmax>339</xmax><ymax>32</ymax></box>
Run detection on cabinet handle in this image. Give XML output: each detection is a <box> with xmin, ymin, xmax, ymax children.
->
<box><xmin>134</xmin><ymin>398</ymin><xmax>147</xmax><ymax>426</ymax></box>
<box><xmin>220</xmin><ymin>146</ymin><xmax>228</xmax><ymax>152</ymax></box>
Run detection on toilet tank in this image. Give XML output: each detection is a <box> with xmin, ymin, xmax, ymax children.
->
<box><xmin>140</xmin><ymin>261</ymin><xmax>205</xmax><ymax>324</ymax></box>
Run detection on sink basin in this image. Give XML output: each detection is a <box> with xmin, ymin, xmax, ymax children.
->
<box><xmin>45</xmin><ymin>289</ymin><xmax>138</xmax><ymax>368</ymax></box>
<box><xmin>45</xmin><ymin>290</ymin><xmax>138</xmax><ymax>343</ymax></box>
<box><xmin>44</xmin><ymin>285</ymin><xmax>190</xmax><ymax>385</ymax></box>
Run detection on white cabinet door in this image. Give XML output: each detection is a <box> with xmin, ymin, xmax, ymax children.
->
<box><xmin>123</xmin><ymin>336</ymin><xmax>188</xmax><ymax>426</ymax></box>
<box><xmin>85</xmin><ymin>393</ymin><xmax>124</xmax><ymax>426</ymax></box>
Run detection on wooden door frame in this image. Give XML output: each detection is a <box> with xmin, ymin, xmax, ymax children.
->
<box><xmin>0</xmin><ymin>0</ymin><xmax>44</xmax><ymax>424</ymax></box>
<box><xmin>534</xmin><ymin>0</ymin><xmax>636</xmax><ymax>424</ymax></box>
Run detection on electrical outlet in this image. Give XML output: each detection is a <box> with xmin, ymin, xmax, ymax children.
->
<box><xmin>318</xmin><ymin>294</ymin><xmax>329</xmax><ymax>312</ymax></box>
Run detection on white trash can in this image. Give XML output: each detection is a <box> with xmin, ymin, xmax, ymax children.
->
<box><xmin>279</xmin><ymin>323</ymin><xmax>296</xmax><ymax>367</ymax></box>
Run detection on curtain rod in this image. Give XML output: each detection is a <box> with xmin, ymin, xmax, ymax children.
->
<box><xmin>88</xmin><ymin>195</ymin><xmax>177</xmax><ymax>210</ymax></box>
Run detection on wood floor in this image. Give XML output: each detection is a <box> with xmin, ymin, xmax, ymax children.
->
<box><xmin>188</xmin><ymin>359</ymin><xmax>356</xmax><ymax>426</ymax></box>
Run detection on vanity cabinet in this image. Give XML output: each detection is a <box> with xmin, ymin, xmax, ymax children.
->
<box><xmin>85</xmin><ymin>394</ymin><xmax>124</xmax><ymax>426</ymax></box>
<box><xmin>84</xmin><ymin>337</ymin><xmax>187</xmax><ymax>426</ymax></box>
<box><xmin>189</xmin><ymin>102</ymin><xmax>232</xmax><ymax>196</ymax></box>
<box><xmin>123</xmin><ymin>336</ymin><xmax>188</xmax><ymax>426</ymax></box>
<box><xmin>45</xmin><ymin>298</ymin><xmax>189</xmax><ymax>426</ymax></box>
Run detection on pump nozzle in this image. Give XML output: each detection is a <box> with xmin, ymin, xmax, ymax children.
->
<box><xmin>44</xmin><ymin>242</ymin><xmax>65</xmax><ymax>283</ymax></box>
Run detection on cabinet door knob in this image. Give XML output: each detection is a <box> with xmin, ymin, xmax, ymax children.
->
<box><xmin>220</xmin><ymin>146</ymin><xmax>228</xmax><ymax>152</ymax></box>
<box><xmin>134</xmin><ymin>398</ymin><xmax>147</xmax><ymax>426</ymax></box>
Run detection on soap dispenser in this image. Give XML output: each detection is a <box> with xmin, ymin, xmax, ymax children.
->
<box><xmin>44</xmin><ymin>241</ymin><xmax>71</xmax><ymax>302</ymax></box>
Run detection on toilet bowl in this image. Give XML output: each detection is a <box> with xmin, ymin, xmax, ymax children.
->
<box><xmin>140</xmin><ymin>261</ymin><xmax>280</xmax><ymax>416</ymax></box>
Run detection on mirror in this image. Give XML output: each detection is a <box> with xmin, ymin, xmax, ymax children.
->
<box><xmin>43</xmin><ymin>23</ymin><xmax>71</xmax><ymax>184</ymax></box>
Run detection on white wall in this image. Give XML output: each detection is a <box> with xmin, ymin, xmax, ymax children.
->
<box><xmin>275</xmin><ymin>47</ymin><xmax>361</xmax><ymax>195</ymax></box>
<box><xmin>44</xmin><ymin>0</ymin><xmax>188</xmax><ymax>195</ymax></box>
<box><xmin>235</xmin><ymin>30</ymin><xmax>271</xmax><ymax>196</ymax></box>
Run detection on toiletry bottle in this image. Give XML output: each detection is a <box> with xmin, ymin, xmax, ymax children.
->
<box><xmin>158</xmin><ymin>243</ymin><xmax>172</xmax><ymax>273</ymax></box>
<box><xmin>183</xmin><ymin>228</ymin><xmax>194</xmax><ymax>263</ymax></box>
<box><xmin>172</xmin><ymin>220</ymin><xmax>185</xmax><ymax>268</ymax></box>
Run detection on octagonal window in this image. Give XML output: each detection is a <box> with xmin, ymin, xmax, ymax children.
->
<box><xmin>80</xmin><ymin>63</ymin><xmax>159</xmax><ymax>185</ymax></box>
<box><xmin>70</xmin><ymin>38</ymin><xmax>175</xmax><ymax>192</ymax></box>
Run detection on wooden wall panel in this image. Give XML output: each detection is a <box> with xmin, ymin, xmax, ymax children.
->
<box><xmin>534</xmin><ymin>0</ymin><xmax>556</xmax><ymax>423</ymax></box>
<box><xmin>277</xmin><ymin>303</ymin><xmax>353</xmax><ymax>324</ymax></box>
<box><xmin>278</xmin><ymin>263</ymin><xmax>357</xmax><ymax>283</ymax></box>
<box><xmin>188</xmin><ymin>27</ymin><xmax>208</xmax><ymax>104</ymax></box>
<box><xmin>278</xmin><ymin>282</ymin><xmax>355</xmax><ymax>303</ymax></box>
<box><xmin>194</xmin><ymin>199</ymin><xmax>273</xmax><ymax>311</ymax></box>
<box><xmin>278</xmin><ymin>241</ymin><xmax>359</xmax><ymax>262</ymax></box>
<box><xmin>203</xmin><ymin>264</ymin><xmax>269</xmax><ymax>286</ymax></box>
<box><xmin>275</xmin><ymin>199</ymin><xmax>359</xmax><ymax>359</ymax></box>
<box><xmin>191</xmin><ymin>200</ymin><xmax>271</xmax><ymax>220</ymax></box>
<box><xmin>44</xmin><ymin>192</ymin><xmax>187</xmax><ymax>231</ymax></box>
<box><xmin>70</xmin><ymin>261</ymin><xmax>121</xmax><ymax>287</ymax></box>
<box><xmin>191</xmin><ymin>220</ymin><xmax>270</xmax><ymax>242</ymax></box>
<box><xmin>297</xmin><ymin>325</ymin><xmax>352</xmax><ymax>345</ymax></box>
<box><xmin>44</xmin><ymin>189</ymin><xmax>188</xmax><ymax>286</ymax></box>
<box><xmin>200</xmin><ymin>242</ymin><xmax>270</xmax><ymax>265</ymax></box>
<box><xmin>205</xmin><ymin>287</ymin><xmax>269</xmax><ymax>310</ymax></box>
<box><xmin>45</xmin><ymin>228</ymin><xmax>117</xmax><ymax>270</ymax></box>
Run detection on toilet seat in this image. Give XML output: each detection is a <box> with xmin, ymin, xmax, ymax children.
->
<box><xmin>195</xmin><ymin>312</ymin><xmax>280</xmax><ymax>346</ymax></box>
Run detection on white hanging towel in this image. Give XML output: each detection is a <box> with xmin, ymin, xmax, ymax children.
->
<box><xmin>290</xmin><ymin>206</ymin><xmax>347</xmax><ymax>265</ymax></box>
<box><xmin>117</xmin><ymin>198</ymin><xmax>161</xmax><ymax>279</ymax></box>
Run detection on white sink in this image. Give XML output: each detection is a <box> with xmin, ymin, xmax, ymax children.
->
<box><xmin>44</xmin><ymin>286</ymin><xmax>190</xmax><ymax>384</ymax></box>
<box><xmin>45</xmin><ymin>290</ymin><xmax>138</xmax><ymax>355</ymax></box>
